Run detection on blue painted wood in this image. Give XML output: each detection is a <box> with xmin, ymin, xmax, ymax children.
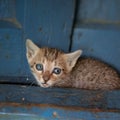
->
<box><xmin>0</xmin><ymin>84</ymin><xmax>120</xmax><ymax>110</ymax></box>
<box><xmin>73</xmin><ymin>1</ymin><xmax>120</xmax><ymax>72</ymax></box>
<box><xmin>24</xmin><ymin>0</ymin><xmax>75</xmax><ymax>51</ymax></box>
<box><xmin>0</xmin><ymin>0</ymin><xmax>15</xmax><ymax>18</ymax></box>
<box><xmin>72</xmin><ymin>25</ymin><xmax>120</xmax><ymax>72</ymax></box>
<box><xmin>77</xmin><ymin>0</ymin><xmax>120</xmax><ymax>24</ymax></box>
<box><xmin>0</xmin><ymin>0</ymin><xmax>75</xmax><ymax>79</ymax></box>
<box><xmin>0</xmin><ymin>0</ymin><xmax>22</xmax><ymax>29</ymax></box>
<box><xmin>0</xmin><ymin>29</ymin><xmax>23</xmax><ymax>76</ymax></box>
<box><xmin>0</xmin><ymin>1</ymin><xmax>120</xmax><ymax>119</ymax></box>
<box><xmin>0</xmin><ymin>103</ymin><xmax>120</xmax><ymax>120</ymax></box>
<box><xmin>0</xmin><ymin>84</ymin><xmax>120</xmax><ymax>120</ymax></box>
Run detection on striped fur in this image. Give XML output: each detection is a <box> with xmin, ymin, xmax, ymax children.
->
<box><xmin>26</xmin><ymin>39</ymin><xmax>120</xmax><ymax>90</ymax></box>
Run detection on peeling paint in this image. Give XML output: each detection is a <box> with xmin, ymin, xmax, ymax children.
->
<box><xmin>0</xmin><ymin>18</ymin><xmax>22</xmax><ymax>28</ymax></box>
<box><xmin>52</xmin><ymin>111</ymin><xmax>59</xmax><ymax>118</ymax></box>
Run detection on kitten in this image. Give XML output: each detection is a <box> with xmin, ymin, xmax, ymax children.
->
<box><xmin>26</xmin><ymin>39</ymin><xmax>120</xmax><ymax>90</ymax></box>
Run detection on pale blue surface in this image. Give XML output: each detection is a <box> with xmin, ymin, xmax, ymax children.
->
<box><xmin>72</xmin><ymin>26</ymin><xmax>120</xmax><ymax>72</ymax></box>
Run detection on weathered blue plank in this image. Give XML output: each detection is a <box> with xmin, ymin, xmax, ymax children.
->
<box><xmin>0</xmin><ymin>29</ymin><xmax>23</xmax><ymax>76</ymax></box>
<box><xmin>0</xmin><ymin>113</ymin><xmax>41</xmax><ymax>120</ymax></box>
<box><xmin>72</xmin><ymin>25</ymin><xmax>120</xmax><ymax>72</ymax></box>
<box><xmin>0</xmin><ymin>1</ymin><xmax>120</xmax><ymax>119</ymax></box>
<box><xmin>24</xmin><ymin>0</ymin><xmax>75</xmax><ymax>51</ymax></box>
<box><xmin>0</xmin><ymin>0</ymin><xmax>75</xmax><ymax>79</ymax></box>
<box><xmin>0</xmin><ymin>103</ymin><xmax>120</xmax><ymax>120</ymax></box>
<box><xmin>0</xmin><ymin>84</ymin><xmax>120</xmax><ymax>110</ymax></box>
<box><xmin>73</xmin><ymin>0</ymin><xmax>120</xmax><ymax>73</ymax></box>
<box><xmin>77</xmin><ymin>0</ymin><xmax>120</xmax><ymax>24</ymax></box>
<box><xmin>0</xmin><ymin>0</ymin><xmax>22</xmax><ymax>29</ymax></box>
<box><xmin>0</xmin><ymin>0</ymin><xmax>15</xmax><ymax>18</ymax></box>
<box><xmin>23</xmin><ymin>0</ymin><xmax>75</xmax><ymax>76</ymax></box>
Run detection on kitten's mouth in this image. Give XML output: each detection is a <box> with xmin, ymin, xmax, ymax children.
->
<box><xmin>41</xmin><ymin>83</ymin><xmax>50</xmax><ymax>88</ymax></box>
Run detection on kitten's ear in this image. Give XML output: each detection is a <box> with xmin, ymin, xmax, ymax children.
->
<box><xmin>26</xmin><ymin>39</ymin><xmax>39</xmax><ymax>61</ymax></box>
<box><xmin>64</xmin><ymin>50</ymin><xmax>82</xmax><ymax>71</ymax></box>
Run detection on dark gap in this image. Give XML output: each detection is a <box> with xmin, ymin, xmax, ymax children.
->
<box><xmin>0</xmin><ymin>76</ymin><xmax>38</xmax><ymax>86</ymax></box>
<box><xmin>69</xmin><ymin>0</ymin><xmax>79</xmax><ymax>52</ymax></box>
<box><xmin>0</xmin><ymin>81</ymin><xmax>38</xmax><ymax>86</ymax></box>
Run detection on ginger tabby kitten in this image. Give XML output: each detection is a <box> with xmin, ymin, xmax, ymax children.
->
<box><xmin>26</xmin><ymin>39</ymin><xmax>120</xmax><ymax>90</ymax></box>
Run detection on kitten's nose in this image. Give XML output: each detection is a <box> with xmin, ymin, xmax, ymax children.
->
<box><xmin>42</xmin><ymin>71</ymin><xmax>51</xmax><ymax>83</ymax></box>
<box><xmin>43</xmin><ymin>76</ymin><xmax>50</xmax><ymax>82</ymax></box>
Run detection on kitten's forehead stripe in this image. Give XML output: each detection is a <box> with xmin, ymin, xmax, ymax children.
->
<box><xmin>54</xmin><ymin>61</ymin><xmax>57</xmax><ymax>66</ymax></box>
<box><xmin>42</xmin><ymin>48</ymin><xmax>63</xmax><ymax>61</ymax></box>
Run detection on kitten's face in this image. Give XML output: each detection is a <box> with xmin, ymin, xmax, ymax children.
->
<box><xmin>26</xmin><ymin>39</ymin><xmax>82</xmax><ymax>88</ymax></box>
<box><xmin>28</xmin><ymin>48</ymin><xmax>68</xmax><ymax>88</ymax></box>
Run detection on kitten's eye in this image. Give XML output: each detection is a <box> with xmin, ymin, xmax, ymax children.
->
<box><xmin>36</xmin><ymin>64</ymin><xmax>43</xmax><ymax>71</ymax></box>
<box><xmin>53</xmin><ymin>68</ymin><xmax>61</xmax><ymax>75</ymax></box>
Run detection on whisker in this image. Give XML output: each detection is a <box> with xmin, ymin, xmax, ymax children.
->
<box><xmin>26</xmin><ymin>81</ymin><xmax>37</xmax><ymax>88</ymax></box>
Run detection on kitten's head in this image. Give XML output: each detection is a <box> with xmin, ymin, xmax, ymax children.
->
<box><xmin>26</xmin><ymin>39</ymin><xmax>82</xmax><ymax>88</ymax></box>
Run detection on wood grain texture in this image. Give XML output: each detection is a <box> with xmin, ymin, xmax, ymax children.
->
<box><xmin>0</xmin><ymin>84</ymin><xmax>120</xmax><ymax>120</ymax></box>
<box><xmin>0</xmin><ymin>84</ymin><xmax>120</xmax><ymax>109</ymax></box>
